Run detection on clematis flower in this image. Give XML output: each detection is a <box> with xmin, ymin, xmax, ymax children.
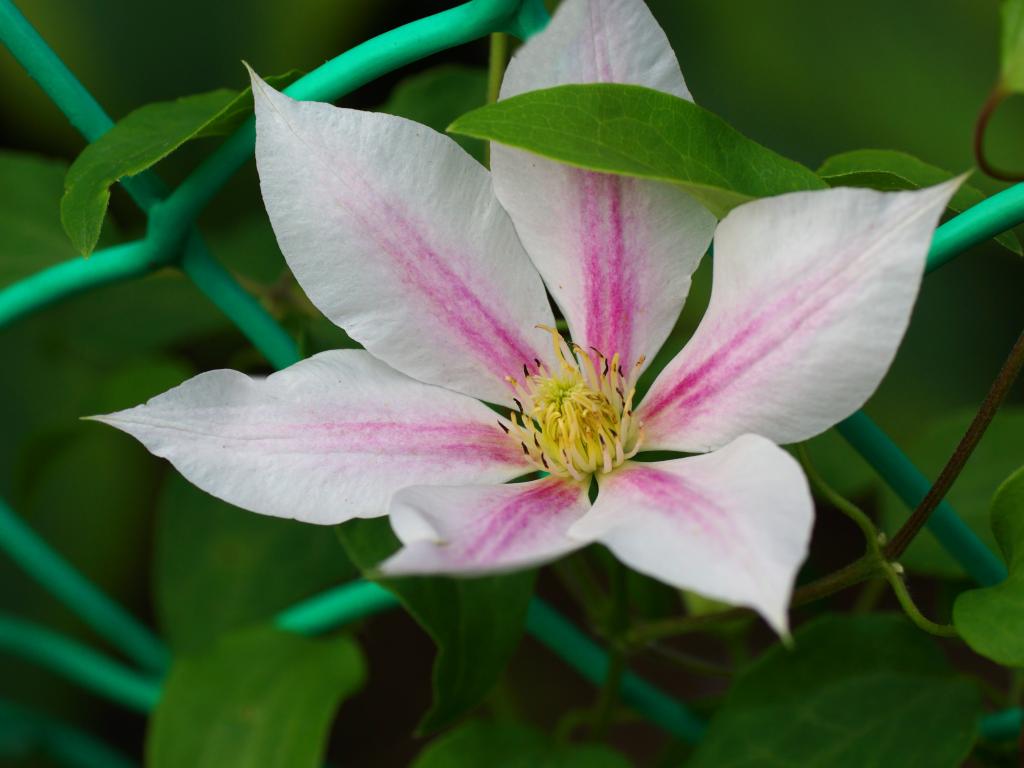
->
<box><xmin>94</xmin><ymin>0</ymin><xmax>959</xmax><ymax>632</ymax></box>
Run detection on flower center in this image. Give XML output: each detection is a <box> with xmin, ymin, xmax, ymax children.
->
<box><xmin>501</xmin><ymin>326</ymin><xmax>644</xmax><ymax>480</ymax></box>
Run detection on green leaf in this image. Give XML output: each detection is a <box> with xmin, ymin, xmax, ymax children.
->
<box><xmin>954</xmin><ymin>466</ymin><xmax>1024</xmax><ymax>666</ymax></box>
<box><xmin>879</xmin><ymin>407</ymin><xmax>1024</xmax><ymax>578</ymax></box>
<box><xmin>338</xmin><ymin>518</ymin><xmax>535</xmax><ymax>734</ymax></box>
<box><xmin>818</xmin><ymin>149</ymin><xmax>1021</xmax><ymax>254</ymax></box>
<box><xmin>147</xmin><ymin>627</ymin><xmax>364</xmax><ymax>768</ymax></box>
<box><xmin>380</xmin><ymin>65</ymin><xmax>488</xmax><ymax>164</ymax></box>
<box><xmin>155</xmin><ymin>473</ymin><xmax>356</xmax><ymax>653</ymax></box>
<box><xmin>1001</xmin><ymin>0</ymin><xmax>1024</xmax><ymax>92</ymax></box>
<box><xmin>412</xmin><ymin>721</ymin><xmax>632</xmax><ymax>768</ymax></box>
<box><xmin>0</xmin><ymin>150</ymin><xmax>120</xmax><ymax>286</ymax></box>
<box><xmin>60</xmin><ymin>71</ymin><xmax>299</xmax><ymax>256</ymax></box>
<box><xmin>448</xmin><ymin>83</ymin><xmax>825</xmax><ymax>217</ymax></box>
<box><xmin>688</xmin><ymin>614</ymin><xmax>980</xmax><ymax>768</ymax></box>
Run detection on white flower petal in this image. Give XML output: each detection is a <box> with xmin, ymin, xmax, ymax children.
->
<box><xmin>491</xmin><ymin>0</ymin><xmax>715</xmax><ymax>372</ymax></box>
<box><xmin>501</xmin><ymin>0</ymin><xmax>692</xmax><ymax>101</ymax></box>
<box><xmin>90</xmin><ymin>350</ymin><xmax>531</xmax><ymax>525</ymax></box>
<box><xmin>638</xmin><ymin>180</ymin><xmax>962</xmax><ymax>452</ymax></box>
<box><xmin>381</xmin><ymin>477</ymin><xmax>591</xmax><ymax>576</ymax></box>
<box><xmin>569</xmin><ymin>435</ymin><xmax>813</xmax><ymax>634</ymax></box>
<box><xmin>251</xmin><ymin>71</ymin><xmax>554</xmax><ymax>406</ymax></box>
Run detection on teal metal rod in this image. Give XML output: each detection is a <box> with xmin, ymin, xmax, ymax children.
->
<box><xmin>0</xmin><ymin>699</ymin><xmax>136</xmax><ymax>768</ymax></box>
<box><xmin>275</xmin><ymin>579</ymin><xmax>707</xmax><ymax>743</ymax></box>
<box><xmin>0</xmin><ymin>497</ymin><xmax>169</xmax><ymax>671</ymax></box>
<box><xmin>980</xmin><ymin>707</ymin><xmax>1022</xmax><ymax>741</ymax></box>
<box><xmin>0</xmin><ymin>240</ymin><xmax>161</xmax><ymax>330</ymax></box>
<box><xmin>275</xmin><ymin>579</ymin><xmax>398</xmax><ymax>634</ymax></box>
<box><xmin>153</xmin><ymin>0</ymin><xmax>549</xmax><ymax>236</ymax></box>
<box><xmin>180</xmin><ymin>233</ymin><xmax>301</xmax><ymax>369</ymax></box>
<box><xmin>836</xmin><ymin>412</ymin><xmax>1008</xmax><ymax>586</ymax></box>
<box><xmin>0</xmin><ymin>0</ymin><xmax>294</xmax><ymax>371</ymax></box>
<box><xmin>928</xmin><ymin>182</ymin><xmax>1024</xmax><ymax>271</ymax></box>
<box><xmin>0</xmin><ymin>0</ymin><xmax>162</xmax><ymax>206</ymax></box>
<box><xmin>526</xmin><ymin>597</ymin><xmax>707</xmax><ymax>743</ymax></box>
<box><xmin>0</xmin><ymin>614</ymin><xmax>161</xmax><ymax>713</ymax></box>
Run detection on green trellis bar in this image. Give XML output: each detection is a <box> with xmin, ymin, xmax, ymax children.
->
<box><xmin>1</xmin><ymin>0</ymin><xmax>1023</xmax><ymax>751</ymax></box>
<box><xmin>0</xmin><ymin>495</ymin><xmax>168</xmax><ymax>671</ymax></box>
<box><xmin>0</xmin><ymin>698</ymin><xmax>135</xmax><ymax>768</ymax></box>
<box><xmin>0</xmin><ymin>614</ymin><xmax>160</xmax><ymax>713</ymax></box>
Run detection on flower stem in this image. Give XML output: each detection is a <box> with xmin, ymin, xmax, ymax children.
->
<box><xmin>880</xmin><ymin>563</ymin><xmax>957</xmax><ymax>638</ymax></box>
<box><xmin>797</xmin><ymin>445</ymin><xmax>879</xmax><ymax>546</ymax></box>
<box><xmin>486</xmin><ymin>31</ymin><xmax>508</xmax><ymax>104</ymax></box>
<box><xmin>591</xmin><ymin>563</ymin><xmax>628</xmax><ymax>739</ymax></box>
<box><xmin>973</xmin><ymin>83</ymin><xmax>1024</xmax><ymax>182</ymax></box>
<box><xmin>484</xmin><ymin>31</ymin><xmax>508</xmax><ymax>168</ymax></box>
<box><xmin>886</xmin><ymin>327</ymin><xmax>1024</xmax><ymax>560</ymax></box>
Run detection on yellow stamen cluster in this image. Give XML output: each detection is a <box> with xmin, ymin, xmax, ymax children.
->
<box><xmin>500</xmin><ymin>326</ymin><xmax>643</xmax><ymax>480</ymax></box>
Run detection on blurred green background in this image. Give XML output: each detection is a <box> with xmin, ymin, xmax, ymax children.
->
<box><xmin>1</xmin><ymin>0</ymin><xmax>1022</xmax><ymax>765</ymax></box>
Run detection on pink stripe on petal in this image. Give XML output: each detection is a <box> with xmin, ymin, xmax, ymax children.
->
<box><xmin>638</xmin><ymin>181</ymin><xmax>959</xmax><ymax>452</ymax></box>
<box><xmin>578</xmin><ymin>172</ymin><xmax>637</xmax><ymax>363</ymax></box>
<box><xmin>328</xmin><ymin>164</ymin><xmax>545</xmax><ymax>384</ymax></box>
<box><xmin>642</xmin><ymin>266</ymin><xmax>849</xmax><ymax>424</ymax></box>
<box><xmin>253</xmin><ymin>75</ymin><xmax>555</xmax><ymax>406</ymax></box>
<box><xmin>491</xmin><ymin>0</ymin><xmax>716</xmax><ymax>381</ymax></box>
<box><xmin>569</xmin><ymin>438</ymin><xmax>813</xmax><ymax>634</ymax></box>
<box><xmin>92</xmin><ymin>350</ymin><xmax>533</xmax><ymax>525</ymax></box>
<box><xmin>384</xmin><ymin>477</ymin><xmax>591</xmax><ymax>576</ymax></box>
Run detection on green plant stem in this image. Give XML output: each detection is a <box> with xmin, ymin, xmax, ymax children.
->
<box><xmin>627</xmin><ymin>555</ymin><xmax>882</xmax><ymax>645</ymax></box>
<box><xmin>972</xmin><ymin>84</ymin><xmax>1023</xmax><ymax>182</ymax></box>
<box><xmin>484</xmin><ymin>31</ymin><xmax>509</xmax><ymax>166</ymax></box>
<box><xmin>837</xmin><ymin>411</ymin><xmax>1008</xmax><ymax>587</ymax></box>
<box><xmin>645</xmin><ymin>642</ymin><xmax>733</xmax><ymax>677</ymax></box>
<box><xmin>525</xmin><ymin>598</ymin><xmax>707</xmax><ymax>743</ymax></box>
<box><xmin>886</xmin><ymin>327</ymin><xmax>1024</xmax><ymax>561</ymax></box>
<box><xmin>0</xmin><ymin>614</ymin><xmax>161</xmax><ymax>713</ymax></box>
<box><xmin>0</xmin><ymin>496</ymin><xmax>168</xmax><ymax>672</ymax></box>
<box><xmin>851</xmin><ymin>578</ymin><xmax>888</xmax><ymax>614</ymax></box>
<box><xmin>487</xmin><ymin>32</ymin><xmax>508</xmax><ymax>104</ymax></box>
<box><xmin>880</xmin><ymin>564</ymin><xmax>957</xmax><ymax>638</ymax></box>
<box><xmin>797</xmin><ymin>445</ymin><xmax>879</xmax><ymax>545</ymax></box>
<box><xmin>552</xmin><ymin>554</ymin><xmax>608</xmax><ymax>627</ymax></box>
<box><xmin>591</xmin><ymin>563</ymin><xmax>628</xmax><ymax>739</ymax></box>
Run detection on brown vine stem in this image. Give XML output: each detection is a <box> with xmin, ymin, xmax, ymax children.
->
<box><xmin>885</xmin><ymin>327</ymin><xmax>1024</xmax><ymax>561</ymax></box>
<box><xmin>973</xmin><ymin>84</ymin><xmax>1024</xmax><ymax>182</ymax></box>
<box><xmin>626</xmin><ymin>555</ymin><xmax>882</xmax><ymax>646</ymax></box>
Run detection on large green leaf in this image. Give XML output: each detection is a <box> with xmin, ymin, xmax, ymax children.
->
<box><xmin>380</xmin><ymin>65</ymin><xmax>488</xmax><ymax>164</ymax></box>
<box><xmin>688</xmin><ymin>614</ymin><xmax>980</xmax><ymax>767</ymax></box>
<box><xmin>412</xmin><ymin>721</ymin><xmax>632</xmax><ymax>768</ymax></box>
<box><xmin>448</xmin><ymin>83</ymin><xmax>825</xmax><ymax>217</ymax></box>
<box><xmin>155</xmin><ymin>473</ymin><xmax>355</xmax><ymax>653</ymax></box>
<box><xmin>147</xmin><ymin>627</ymin><xmax>364</xmax><ymax>768</ymax></box>
<box><xmin>60</xmin><ymin>71</ymin><xmax>299</xmax><ymax>256</ymax></box>
<box><xmin>954</xmin><ymin>466</ymin><xmax>1024</xmax><ymax>666</ymax></box>
<box><xmin>879</xmin><ymin>407</ymin><xmax>1024</xmax><ymax>578</ymax></box>
<box><xmin>338</xmin><ymin>518</ymin><xmax>535</xmax><ymax>734</ymax></box>
<box><xmin>818</xmin><ymin>149</ymin><xmax>1021</xmax><ymax>254</ymax></box>
<box><xmin>1001</xmin><ymin>0</ymin><xmax>1024</xmax><ymax>92</ymax></box>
